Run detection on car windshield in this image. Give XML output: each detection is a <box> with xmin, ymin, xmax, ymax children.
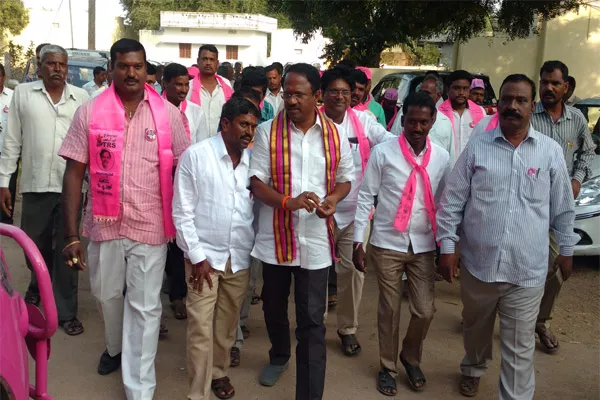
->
<box><xmin>22</xmin><ymin>57</ymin><xmax>107</xmax><ymax>88</ymax></box>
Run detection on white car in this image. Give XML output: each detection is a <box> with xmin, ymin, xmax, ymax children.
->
<box><xmin>574</xmin><ymin>155</ymin><xmax>600</xmax><ymax>256</ymax></box>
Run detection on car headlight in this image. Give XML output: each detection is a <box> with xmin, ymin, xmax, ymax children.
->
<box><xmin>575</xmin><ymin>176</ymin><xmax>600</xmax><ymax>206</ymax></box>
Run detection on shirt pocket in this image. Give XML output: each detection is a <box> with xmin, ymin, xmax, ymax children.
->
<box><xmin>522</xmin><ymin>170</ymin><xmax>550</xmax><ymax>204</ymax></box>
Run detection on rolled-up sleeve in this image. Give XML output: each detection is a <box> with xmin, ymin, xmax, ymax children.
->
<box><xmin>335</xmin><ymin>128</ymin><xmax>355</xmax><ymax>183</ymax></box>
<box><xmin>248</xmin><ymin>122</ymin><xmax>272</xmax><ymax>184</ymax></box>
<box><xmin>548</xmin><ymin>145</ymin><xmax>579</xmax><ymax>256</ymax></box>
<box><xmin>436</xmin><ymin>146</ymin><xmax>474</xmax><ymax>254</ymax></box>
<box><xmin>173</xmin><ymin>149</ymin><xmax>206</xmax><ymax>264</ymax></box>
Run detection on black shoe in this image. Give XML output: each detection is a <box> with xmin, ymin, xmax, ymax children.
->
<box><xmin>98</xmin><ymin>350</ymin><xmax>121</xmax><ymax>375</ymax></box>
<box><xmin>24</xmin><ymin>291</ymin><xmax>40</xmax><ymax>306</ymax></box>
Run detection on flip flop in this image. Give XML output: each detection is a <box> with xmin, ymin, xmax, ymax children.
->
<box><xmin>59</xmin><ymin>318</ymin><xmax>84</xmax><ymax>336</ymax></box>
<box><xmin>400</xmin><ymin>355</ymin><xmax>426</xmax><ymax>391</ymax></box>
<box><xmin>170</xmin><ymin>300</ymin><xmax>187</xmax><ymax>320</ymax></box>
<box><xmin>337</xmin><ymin>331</ymin><xmax>361</xmax><ymax>356</ymax></box>
<box><xmin>376</xmin><ymin>369</ymin><xmax>397</xmax><ymax>397</ymax></box>
<box><xmin>536</xmin><ymin>325</ymin><xmax>560</xmax><ymax>354</ymax></box>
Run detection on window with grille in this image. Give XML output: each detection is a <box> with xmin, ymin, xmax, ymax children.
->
<box><xmin>179</xmin><ymin>43</ymin><xmax>192</xmax><ymax>59</ymax></box>
<box><xmin>226</xmin><ymin>45</ymin><xmax>238</xmax><ymax>60</ymax></box>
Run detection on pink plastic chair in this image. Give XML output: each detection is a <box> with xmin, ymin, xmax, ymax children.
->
<box><xmin>0</xmin><ymin>223</ymin><xmax>57</xmax><ymax>400</ymax></box>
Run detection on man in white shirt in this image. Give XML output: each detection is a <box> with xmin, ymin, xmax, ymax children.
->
<box><xmin>353</xmin><ymin>92</ymin><xmax>450</xmax><ymax>396</ymax></box>
<box><xmin>162</xmin><ymin>63</ymin><xmax>207</xmax><ymax>144</ymax></box>
<box><xmin>0</xmin><ymin>44</ymin><xmax>89</xmax><ymax>335</ymax></box>
<box><xmin>0</xmin><ymin>63</ymin><xmax>15</xmax><ymax>224</ymax></box>
<box><xmin>82</xmin><ymin>66</ymin><xmax>107</xmax><ymax>96</ymax></box>
<box><xmin>249</xmin><ymin>63</ymin><xmax>354</xmax><ymax>399</ymax></box>
<box><xmin>391</xmin><ymin>75</ymin><xmax>455</xmax><ymax>164</ymax></box>
<box><xmin>187</xmin><ymin>44</ymin><xmax>233</xmax><ymax>136</ymax></box>
<box><xmin>321</xmin><ymin>65</ymin><xmax>395</xmax><ymax>357</ymax></box>
<box><xmin>438</xmin><ymin>70</ymin><xmax>486</xmax><ymax>156</ymax></box>
<box><xmin>173</xmin><ymin>97</ymin><xmax>259</xmax><ymax>400</ymax></box>
<box><xmin>264</xmin><ymin>63</ymin><xmax>284</xmax><ymax>113</ymax></box>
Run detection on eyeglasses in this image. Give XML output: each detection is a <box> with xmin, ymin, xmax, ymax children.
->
<box><xmin>282</xmin><ymin>92</ymin><xmax>310</xmax><ymax>101</ymax></box>
<box><xmin>326</xmin><ymin>89</ymin><xmax>351</xmax><ymax>97</ymax></box>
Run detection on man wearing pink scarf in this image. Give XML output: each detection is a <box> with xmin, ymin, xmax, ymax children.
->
<box><xmin>351</xmin><ymin>67</ymin><xmax>387</xmax><ymax>127</ymax></box>
<box><xmin>58</xmin><ymin>39</ymin><xmax>189</xmax><ymax>399</ymax></box>
<box><xmin>353</xmin><ymin>92</ymin><xmax>450</xmax><ymax>396</ymax></box>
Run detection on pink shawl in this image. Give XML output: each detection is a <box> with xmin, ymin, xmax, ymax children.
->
<box><xmin>188</xmin><ymin>70</ymin><xmax>233</xmax><ymax>106</ymax></box>
<box><xmin>438</xmin><ymin>99</ymin><xmax>485</xmax><ymax>154</ymax></box>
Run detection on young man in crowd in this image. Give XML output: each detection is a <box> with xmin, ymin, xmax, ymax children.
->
<box><xmin>83</xmin><ymin>66</ymin><xmax>107</xmax><ymax>96</ymax></box>
<box><xmin>249</xmin><ymin>63</ymin><xmax>354</xmax><ymax>400</ymax></box>
<box><xmin>58</xmin><ymin>39</ymin><xmax>189</xmax><ymax>399</ymax></box>
<box><xmin>265</xmin><ymin>63</ymin><xmax>284</xmax><ymax>113</ymax></box>
<box><xmin>352</xmin><ymin>66</ymin><xmax>386</xmax><ymax>127</ymax></box>
<box><xmin>353</xmin><ymin>92</ymin><xmax>450</xmax><ymax>396</ymax></box>
<box><xmin>173</xmin><ymin>97</ymin><xmax>259</xmax><ymax>400</ymax></box>
<box><xmin>437</xmin><ymin>74</ymin><xmax>578</xmax><ymax>399</ymax></box>
<box><xmin>468</xmin><ymin>78</ymin><xmax>486</xmax><ymax>107</ymax></box>
<box><xmin>380</xmin><ymin>88</ymin><xmax>401</xmax><ymax>130</ymax></box>
<box><xmin>239</xmin><ymin>67</ymin><xmax>275</xmax><ymax>123</ymax></box>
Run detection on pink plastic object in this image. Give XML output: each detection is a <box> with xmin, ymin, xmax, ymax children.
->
<box><xmin>0</xmin><ymin>223</ymin><xmax>57</xmax><ymax>400</ymax></box>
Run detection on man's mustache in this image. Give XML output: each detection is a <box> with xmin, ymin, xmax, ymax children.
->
<box><xmin>501</xmin><ymin>110</ymin><xmax>522</xmax><ymax>119</ymax></box>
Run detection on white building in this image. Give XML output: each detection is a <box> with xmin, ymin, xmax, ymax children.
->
<box><xmin>268</xmin><ymin>29</ymin><xmax>329</xmax><ymax>67</ymax></box>
<box><xmin>139</xmin><ymin>12</ymin><xmax>278</xmax><ymax>66</ymax></box>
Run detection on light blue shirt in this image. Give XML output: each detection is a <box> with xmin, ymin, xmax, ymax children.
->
<box><xmin>436</xmin><ymin>125</ymin><xmax>579</xmax><ymax>287</ymax></box>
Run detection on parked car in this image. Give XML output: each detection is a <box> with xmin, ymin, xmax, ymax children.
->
<box><xmin>573</xmin><ymin>97</ymin><xmax>600</xmax><ymax>154</ymax></box>
<box><xmin>372</xmin><ymin>70</ymin><xmax>498</xmax><ymax>114</ymax></box>
<box><xmin>0</xmin><ymin>224</ymin><xmax>57</xmax><ymax>400</ymax></box>
<box><xmin>22</xmin><ymin>48</ymin><xmax>109</xmax><ymax>88</ymax></box>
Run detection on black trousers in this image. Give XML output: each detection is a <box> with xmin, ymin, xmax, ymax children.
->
<box><xmin>262</xmin><ymin>262</ymin><xmax>328</xmax><ymax>400</ymax></box>
<box><xmin>21</xmin><ymin>192</ymin><xmax>81</xmax><ymax>321</ymax></box>
<box><xmin>327</xmin><ymin>263</ymin><xmax>337</xmax><ymax>296</ymax></box>
<box><xmin>0</xmin><ymin>162</ymin><xmax>18</xmax><ymax>224</ymax></box>
<box><xmin>165</xmin><ymin>241</ymin><xmax>187</xmax><ymax>302</ymax></box>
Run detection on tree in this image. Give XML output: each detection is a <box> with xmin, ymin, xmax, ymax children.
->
<box><xmin>120</xmin><ymin>0</ymin><xmax>291</xmax><ymax>34</ymax></box>
<box><xmin>0</xmin><ymin>0</ymin><xmax>29</xmax><ymax>44</ymax></box>
<box><xmin>268</xmin><ymin>0</ymin><xmax>583</xmax><ymax>67</ymax></box>
<box><xmin>7</xmin><ymin>40</ymin><xmax>34</xmax><ymax>81</ymax></box>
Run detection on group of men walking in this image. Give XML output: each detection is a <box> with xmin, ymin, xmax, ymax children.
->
<box><xmin>0</xmin><ymin>37</ymin><xmax>595</xmax><ymax>400</ymax></box>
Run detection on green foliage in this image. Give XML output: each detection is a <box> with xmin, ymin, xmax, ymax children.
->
<box><xmin>120</xmin><ymin>0</ymin><xmax>291</xmax><ymax>33</ymax></box>
<box><xmin>0</xmin><ymin>0</ymin><xmax>29</xmax><ymax>43</ymax></box>
<box><xmin>269</xmin><ymin>0</ymin><xmax>583</xmax><ymax>67</ymax></box>
<box><xmin>7</xmin><ymin>40</ymin><xmax>34</xmax><ymax>81</ymax></box>
<box><xmin>402</xmin><ymin>41</ymin><xmax>441</xmax><ymax>67</ymax></box>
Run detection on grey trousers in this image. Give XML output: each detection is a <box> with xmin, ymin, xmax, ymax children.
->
<box><xmin>460</xmin><ymin>267</ymin><xmax>544</xmax><ymax>400</ymax></box>
<box><xmin>537</xmin><ymin>231</ymin><xmax>561</xmax><ymax>326</ymax></box>
<box><xmin>21</xmin><ymin>192</ymin><xmax>81</xmax><ymax>322</ymax></box>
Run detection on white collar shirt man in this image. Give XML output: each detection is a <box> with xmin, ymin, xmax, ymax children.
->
<box><xmin>0</xmin><ymin>86</ymin><xmax>14</xmax><ymax>152</ymax></box>
<box><xmin>249</xmin><ymin>117</ymin><xmax>355</xmax><ymax>270</ymax></box>
<box><xmin>187</xmin><ymin>77</ymin><xmax>230</xmax><ymax>136</ymax></box>
<box><xmin>330</xmin><ymin>109</ymin><xmax>395</xmax><ymax>229</ymax></box>
<box><xmin>0</xmin><ymin>81</ymin><xmax>89</xmax><ymax>191</ymax></box>
<box><xmin>451</xmin><ymin>104</ymin><xmax>486</xmax><ymax>155</ymax></box>
<box><xmin>82</xmin><ymin>80</ymin><xmax>105</xmax><ymax>96</ymax></box>
<box><xmin>391</xmin><ymin>108</ymin><xmax>455</xmax><ymax>164</ymax></box>
<box><xmin>265</xmin><ymin>88</ymin><xmax>284</xmax><ymax>114</ymax></box>
<box><xmin>354</xmin><ymin>137</ymin><xmax>450</xmax><ymax>253</ymax></box>
<box><xmin>173</xmin><ymin>134</ymin><xmax>255</xmax><ymax>273</ymax></box>
<box><xmin>183</xmin><ymin>101</ymin><xmax>209</xmax><ymax>144</ymax></box>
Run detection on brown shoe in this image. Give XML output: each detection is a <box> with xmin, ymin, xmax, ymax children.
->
<box><xmin>459</xmin><ymin>375</ymin><xmax>480</xmax><ymax>397</ymax></box>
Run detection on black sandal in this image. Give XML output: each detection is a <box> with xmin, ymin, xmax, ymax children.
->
<box><xmin>230</xmin><ymin>347</ymin><xmax>240</xmax><ymax>368</ymax></box>
<box><xmin>400</xmin><ymin>355</ymin><xmax>426</xmax><ymax>391</ymax></box>
<box><xmin>337</xmin><ymin>331</ymin><xmax>361</xmax><ymax>356</ymax></box>
<box><xmin>251</xmin><ymin>293</ymin><xmax>261</xmax><ymax>305</ymax></box>
<box><xmin>25</xmin><ymin>291</ymin><xmax>40</xmax><ymax>306</ymax></box>
<box><xmin>59</xmin><ymin>318</ymin><xmax>84</xmax><ymax>336</ymax></box>
<box><xmin>211</xmin><ymin>376</ymin><xmax>235</xmax><ymax>399</ymax></box>
<box><xmin>376</xmin><ymin>368</ymin><xmax>397</xmax><ymax>397</ymax></box>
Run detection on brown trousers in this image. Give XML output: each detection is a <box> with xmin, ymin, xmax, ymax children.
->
<box><xmin>372</xmin><ymin>245</ymin><xmax>436</xmax><ymax>373</ymax></box>
<box><xmin>185</xmin><ymin>259</ymin><xmax>249</xmax><ymax>400</ymax></box>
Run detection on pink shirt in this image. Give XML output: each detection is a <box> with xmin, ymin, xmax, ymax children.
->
<box><xmin>59</xmin><ymin>92</ymin><xmax>190</xmax><ymax>245</ymax></box>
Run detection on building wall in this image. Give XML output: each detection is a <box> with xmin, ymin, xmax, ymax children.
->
<box><xmin>268</xmin><ymin>29</ymin><xmax>329</xmax><ymax>67</ymax></box>
<box><xmin>457</xmin><ymin>3</ymin><xmax>600</xmax><ymax>99</ymax></box>
<box><xmin>140</xmin><ymin>28</ymin><xmax>269</xmax><ymax>66</ymax></box>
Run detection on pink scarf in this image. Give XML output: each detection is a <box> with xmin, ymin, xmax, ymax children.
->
<box><xmin>393</xmin><ymin>133</ymin><xmax>437</xmax><ymax>240</ymax></box>
<box><xmin>89</xmin><ymin>83</ymin><xmax>176</xmax><ymax>239</ymax></box>
<box><xmin>320</xmin><ymin>106</ymin><xmax>370</xmax><ymax>174</ymax></box>
<box><xmin>353</xmin><ymin>93</ymin><xmax>373</xmax><ymax>112</ymax></box>
<box><xmin>189</xmin><ymin>71</ymin><xmax>233</xmax><ymax>106</ymax></box>
<box><xmin>485</xmin><ymin>113</ymin><xmax>499</xmax><ymax>131</ymax></box>
<box><xmin>438</xmin><ymin>99</ymin><xmax>484</xmax><ymax>154</ymax></box>
<box><xmin>381</xmin><ymin>101</ymin><xmax>399</xmax><ymax>130</ymax></box>
<box><xmin>161</xmin><ymin>91</ymin><xmax>191</xmax><ymax>140</ymax></box>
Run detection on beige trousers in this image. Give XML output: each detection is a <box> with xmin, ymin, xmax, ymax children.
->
<box><xmin>185</xmin><ymin>259</ymin><xmax>249</xmax><ymax>400</ymax></box>
<box><xmin>537</xmin><ymin>231</ymin><xmax>562</xmax><ymax>327</ymax></box>
<box><xmin>460</xmin><ymin>267</ymin><xmax>544</xmax><ymax>400</ymax></box>
<box><xmin>371</xmin><ymin>245</ymin><xmax>436</xmax><ymax>373</ymax></box>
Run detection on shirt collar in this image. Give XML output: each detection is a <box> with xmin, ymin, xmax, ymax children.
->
<box><xmin>33</xmin><ymin>80</ymin><xmax>78</xmax><ymax>101</ymax></box>
<box><xmin>290</xmin><ymin>110</ymin><xmax>324</xmax><ymax>132</ymax></box>
<box><xmin>403</xmin><ymin>135</ymin><xmax>427</xmax><ymax>157</ymax></box>
<box><xmin>214</xmin><ymin>134</ymin><xmax>250</xmax><ymax>166</ymax></box>
<box><xmin>267</xmin><ymin>88</ymin><xmax>282</xmax><ymax>98</ymax></box>
<box><xmin>534</xmin><ymin>101</ymin><xmax>572</xmax><ymax>120</ymax></box>
<box><xmin>491</xmin><ymin>124</ymin><xmax>539</xmax><ymax>143</ymax></box>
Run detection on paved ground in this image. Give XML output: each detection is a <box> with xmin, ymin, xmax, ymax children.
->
<box><xmin>3</xmin><ymin>201</ymin><xmax>599</xmax><ymax>400</ymax></box>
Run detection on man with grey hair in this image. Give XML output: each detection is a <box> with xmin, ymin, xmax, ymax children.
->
<box><xmin>0</xmin><ymin>44</ymin><xmax>89</xmax><ymax>336</ymax></box>
<box><xmin>391</xmin><ymin>74</ymin><xmax>455</xmax><ymax>163</ymax></box>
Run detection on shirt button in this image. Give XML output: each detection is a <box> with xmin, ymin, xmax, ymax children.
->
<box><xmin>512</xmin><ymin>169</ymin><xmax>517</xmax><ymax>174</ymax></box>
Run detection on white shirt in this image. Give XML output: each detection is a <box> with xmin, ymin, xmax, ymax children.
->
<box><xmin>183</xmin><ymin>101</ymin><xmax>209</xmax><ymax>144</ymax></box>
<box><xmin>249</xmin><ymin>116</ymin><xmax>355</xmax><ymax>270</ymax></box>
<box><xmin>327</xmin><ymin>109</ymin><xmax>395</xmax><ymax>229</ymax></box>
<box><xmin>265</xmin><ymin>88</ymin><xmax>284</xmax><ymax>114</ymax></box>
<box><xmin>451</xmin><ymin>105</ymin><xmax>486</xmax><ymax>155</ymax></box>
<box><xmin>172</xmin><ymin>135</ymin><xmax>255</xmax><ymax>273</ymax></box>
<box><xmin>0</xmin><ymin>81</ymin><xmax>89</xmax><ymax>192</ymax></box>
<box><xmin>187</xmin><ymin>77</ymin><xmax>230</xmax><ymax>136</ymax></box>
<box><xmin>354</xmin><ymin>137</ymin><xmax>450</xmax><ymax>254</ymax></box>
<box><xmin>0</xmin><ymin>87</ymin><xmax>14</xmax><ymax>153</ymax></box>
<box><xmin>82</xmin><ymin>80</ymin><xmax>105</xmax><ymax>96</ymax></box>
<box><xmin>390</xmin><ymin>108</ymin><xmax>455</xmax><ymax>164</ymax></box>
<box><xmin>91</xmin><ymin>85</ymin><xmax>108</xmax><ymax>98</ymax></box>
